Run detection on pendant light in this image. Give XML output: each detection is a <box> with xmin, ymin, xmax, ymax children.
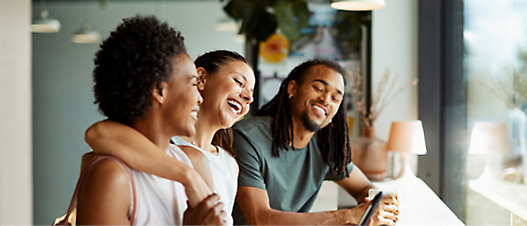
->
<box><xmin>331</xmin><ymin>0</ymin><xmax>385</xmax><ymax>11</ymax></box>
<box><xmin>71</xmin><ymin>22</ymin><xmax>101</xmax><ymax>44</ymax></box>
<box><xmin>31</xmin><ymin>7</ymin><xmax>61</xmax><ymax>33</ymax></box>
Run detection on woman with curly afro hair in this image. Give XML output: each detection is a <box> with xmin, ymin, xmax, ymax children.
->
<box><xmin>85</xmin><ymin>50</ymin><xmax>255</xmax><ymax>225</ymax></box>
<box><xmin>76</xmin><ymin>15</ymin><xmax>226</xmax><ymax>225</ymax></box>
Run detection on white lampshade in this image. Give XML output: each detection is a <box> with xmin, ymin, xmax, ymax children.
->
<box><xmin>386</xmin><ymin>120</ymin><xmax>427</xmax><ymax>155</ymax></box>
<box><xmin>468</xmin><ymin>122</ymin><xmax>510</xmax><ymax>155</ymax></box>
<box><xmin>71</xmin><ymin>22</ymin><xmax>101</xmax><ymax>44</ymax></box>
<box><xmin>32</xmin><ymin>8</ymin><xmax>61</xmax><ymax>33</ymax></box>
<box><xmin>331</xmin><ymin>0</ymin><xmax>385</xmax><ymax>11</ymax></box>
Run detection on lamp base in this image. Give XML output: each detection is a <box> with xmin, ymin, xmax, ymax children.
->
<box><xmin>391</xmin><ymin>153</ymin><xmax>417</xmax><ymax>180</ymax></box>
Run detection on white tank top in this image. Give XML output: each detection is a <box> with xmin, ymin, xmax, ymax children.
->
<box><xmin>131</xmin><ymin>144</ymin><xmax>192</xmax><ymax>225</ymax></box>
<box><xmin>172</xmin><ymin>136</ymin><xmax>238</xmax><ymax>226</ymax></box>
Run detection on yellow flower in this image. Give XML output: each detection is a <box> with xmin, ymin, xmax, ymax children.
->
<box><xmin>259</xmin><ymin>33</ymin><xmax>289</xmax><ymax>63</ymax></box>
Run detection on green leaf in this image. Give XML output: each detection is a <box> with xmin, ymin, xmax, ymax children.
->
<box><xmin>223</xmin><ymin>0</ymin><xmax>242</xmax><ymax>20</ymax></box>
<box><xmin>335</xmin><ymin>10</ymin><xmax>369</xmax><ymax>46</ymax></box>
<box><xmin>252</xmin><ymin>8</ymin><xmax>277</xmax><ymax>42</ymax></box>
<box><xmin>292</xmin><ymin>0</ymin><xmax>310</xmax><ymax>27</ymax></box>
<box><xmin>273</xmin><ymin>1</ymin><xmax>301</xmax><ymax>42</ymax></box>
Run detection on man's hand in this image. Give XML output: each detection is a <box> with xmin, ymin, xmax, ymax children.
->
<box><xmin>183</xmin><ymin>193</ymin><xmax>227</xmax><ymax>225</ymax></box>
<box><xmin>353</xmin><ymin>195</ymin><xmax>399</xmax><ymax>226</ymax></box>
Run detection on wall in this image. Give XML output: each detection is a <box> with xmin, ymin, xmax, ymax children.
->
<box><xmin>337</xmin><ymin>0</ymin><xmax>419</xmax><ymax>206</ymax></box>
<box><xmin>0</xmin><ymin>0</ymin><xmax>33</xmax><ymax>224</ymax></box>
<box><xmin>31</xmin><ymin>1</ymin><xmax>243</xmax><ymax>224</ymax></box>
<box><xmin>371</xmin><ymin>0</ymin><xmax>419</xmax><ymax>140</ymax></box>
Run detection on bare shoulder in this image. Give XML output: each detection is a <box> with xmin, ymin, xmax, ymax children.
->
<box><xmin>179</xmin><ymin>145</ymin><xmax>213</xmax><ymax>187</ymax></box>
<box><xmin>178</xmin><ymin>146</ymin><xmax>209</xmax><ymax>165</ymax></box>
<box><xmin>76</xmin><ymin>159</ymin><xmax>131</xmax><ymax>225</ymax></box>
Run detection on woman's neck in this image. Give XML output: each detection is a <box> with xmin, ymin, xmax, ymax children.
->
<box><xmin>131</xmin><ymin>118</ymin><xmax>171</xmax><ymax>152</ymax></box>
<box><xmin>185</xmin><ymin>116</ymin><xmax>220</xmax><ymax>155</ymax></box>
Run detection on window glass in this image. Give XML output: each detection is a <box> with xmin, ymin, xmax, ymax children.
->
<box><xmin>464</xmin><ymin>0</ymin><xmax>527</xmax><ymax>225</ymax></box>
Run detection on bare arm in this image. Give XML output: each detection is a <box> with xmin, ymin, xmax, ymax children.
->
<box><xmin>84</xmin><ymin>119</ymin><xmax>212</xmax><ymax>207</ymax></box>
<box><xmin>236</xmin><ymin>186</ymin><xmax>371</xmax><ymax>225</ymax></box>
<box><xmin>336</xmin><ymin>166</ymin><xmax>399</xmax><ymax>225</ymax></box>
<box><xmin>180</xmin><ymin>146</ymin><xmax>214</xmax><ymax>190</ymax></box>
<box><xmin>76</xmin><ymin>160</ymin><xmax>131</xmax><ymax>225</ymax></box>
<box><xmin>335</xmin><ymin>165</ymin><xmax>374</xmax><ymax>203</ymax></box>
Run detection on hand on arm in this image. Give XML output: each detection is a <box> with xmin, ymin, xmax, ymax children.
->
<box><xmin>84</xmin><ymin>119</ymin><xmax>212</xmax><ymax>207</ymax></box>
<box><xmin>183</xmin><ymin>193</ymin><xmax>227</xmax><ymax>225</ymax></box>
<box><xmin>336</xmin><ymin>166</ymin><xmax>399</xmax><ymax>225</ymax></box>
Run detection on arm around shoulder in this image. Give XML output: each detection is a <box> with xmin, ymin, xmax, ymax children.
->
<box><xmin>84</xmin><ymin>120</ymin><xmax>212</xmax><ymax>207</ymax></box>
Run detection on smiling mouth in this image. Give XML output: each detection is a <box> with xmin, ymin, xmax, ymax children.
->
<box><xmin>227</xmin><ymin>99</ymin><xmax>242</xmax><ymax>115</ymax></box>
<box><xmin>190</xmin><ymin>111</ymin><xmax>198</xmax><ymax>120</ymax></box>
<box><xmin>190</xmin><ymin>106</ymin><xmax>199</xmax><ymax>120</ymax></box>
<box><xmin>312</xmin><ymin>104</ymin><xmax>328</xmax><ymax>116</ymax></box>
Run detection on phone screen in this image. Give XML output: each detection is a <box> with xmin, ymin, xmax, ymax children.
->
<box><xmin>358</xmin><ymin>191</ymin><xmax>383</xmax><ymax>226</ymax></box>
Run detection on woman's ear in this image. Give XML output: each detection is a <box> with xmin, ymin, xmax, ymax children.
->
<box><xmin>287</xmin><ymin>80</ymin><xmax>297</xmax><ymax>98</ymax></box>
<box><xmin>152</xmin><ymin>82</ymin><xmax>168</xmax><ymax>104</ymax></box>
<box><xmin>196</xmin><ymin>67</ymin><xmax>207</xmax><ymax>91</ymax></box>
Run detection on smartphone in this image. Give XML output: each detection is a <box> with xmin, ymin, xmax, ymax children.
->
<box><xmin>358</xmin><ymin>191</ymin><xmax>383</xmax><ymax>226</ymax></box>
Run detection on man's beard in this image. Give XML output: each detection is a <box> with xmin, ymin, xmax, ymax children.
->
<box><xmin>302</xmin><ymin>110</ymin><xmax>323</xmax><ymax>132</ymax></box>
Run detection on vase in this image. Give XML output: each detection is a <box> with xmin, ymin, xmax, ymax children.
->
<box><xmin>350</xmin><ymin>126</ymin><xmax>387</xmax><ymax>181</ymax></box>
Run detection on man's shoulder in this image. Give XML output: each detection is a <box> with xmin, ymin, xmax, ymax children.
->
<box><xmin>232</xmin><ymin>116</ymin><xmax>273</xmax><ymax>154</ymax></box>
<box><xmin>233</xmin><ymin>115</ymin><xmax>272</xmax><ymax>135</ymax></box>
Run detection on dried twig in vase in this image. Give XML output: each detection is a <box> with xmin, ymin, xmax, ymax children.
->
<box><xmin>475</xmin><ymin>72</ymin><xmax>527</xmax><ymax>112</ymax></box>
<box><xmin>348</xmin><ymin>67</ymin><xmax>419</xmax><ymax>127</ymax></box>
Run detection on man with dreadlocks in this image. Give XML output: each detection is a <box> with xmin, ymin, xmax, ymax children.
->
<box><xmin>231</xmin><ymin>59</ymin><xmax>399</xmax><ymax>225</ymax></box>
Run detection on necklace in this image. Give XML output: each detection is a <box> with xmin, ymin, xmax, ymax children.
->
<box><xmin>189</xmin><ymin>138</ymin><xmax>197</xmax><ymax>146</ymax></box>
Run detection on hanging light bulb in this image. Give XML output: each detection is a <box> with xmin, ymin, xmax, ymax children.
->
<box><xmin>71</xmin><ymin>22</ymin><xmax>101</xmax><ymax>44</ymax></box>
<box><xmin>32</xmin><ymin>8</ymin><xmax>61</xmax><ymax>33</ymax></box>
<box><xmin>331</xmin><ymin>0</ymin><xmax>385</xmax><ymax>11</ymax></box>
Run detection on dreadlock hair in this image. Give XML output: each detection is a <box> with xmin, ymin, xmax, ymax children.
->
<box><xmin>255</xmin><ymin>59</ymin><xmax>352</xmax><ymax>178</ymax></box>
<box><xmin>93</xmin><ymin>15</ymin><xmax>186</xmax><ymax>126</ymax></box>
<box><xmin>194</xmin><ymin>50</ymin><xmax>249</xmax><ymax>157</ymax></box>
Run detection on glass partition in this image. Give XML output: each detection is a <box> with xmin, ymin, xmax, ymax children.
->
<box><xmin>464</xmin><ymin>0</ymin><xmax>527</xmax><ymax>225</ymax></box>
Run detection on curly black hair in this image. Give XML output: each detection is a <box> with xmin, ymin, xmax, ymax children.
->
<box><xmin>195</xmin><ymin>50</ymin><xmax>249</xmax><ymax>157</ymax></box>
<box><xmin>93</xmin><ymin>15</ymin><xmax>187</xmax><ymax>125</ymax></box>
<box><xmin>255</xmin><ymin>59</ymin><xmax>352</xmax><ymax>178</ymax></box>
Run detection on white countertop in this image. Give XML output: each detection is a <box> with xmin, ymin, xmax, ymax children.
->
<box><xmin>310</xmin><ymin>171</ymin><xmax>465</xmax><ymax>225</ymax></box>
<box><xmin>468</xmin><ymin>178</ymin><xmax>527</xmax><ymax>221</ymax></box>
<box><xmin>373</xmin><ymin>174</ymin><xmax>465</xmax><ymax>226</ymax></box>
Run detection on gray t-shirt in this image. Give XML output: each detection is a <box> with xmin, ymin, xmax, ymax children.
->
<box><xmin>232</xmin><ymin>116</ymin><xmax>353</xmax><ymax>225</ymax></box>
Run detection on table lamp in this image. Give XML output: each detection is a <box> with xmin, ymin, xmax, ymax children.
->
<box><xmin>386</xmin><ymin>120</ymin><xmax>428</xmax><ymax>179</ymax></box>
<box><xmin>468</xmin><ymin>122</ymin><xmax>510</xmax><ymax>180</ymax></box>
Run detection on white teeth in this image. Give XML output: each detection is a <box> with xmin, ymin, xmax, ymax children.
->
<box><xmin>228</xmin><ymin>100</ymin><xmax>242</xmax><ymax>115</ymax></box>
<box><xmin>191</xmin><ymin>111</ymin><xmax>198</xmax><ymax>119</ymax></box>
<box><xmin>313</xmin><ymin>105</ymin><xmax>327</xmax><ymax>115</ymax></box>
